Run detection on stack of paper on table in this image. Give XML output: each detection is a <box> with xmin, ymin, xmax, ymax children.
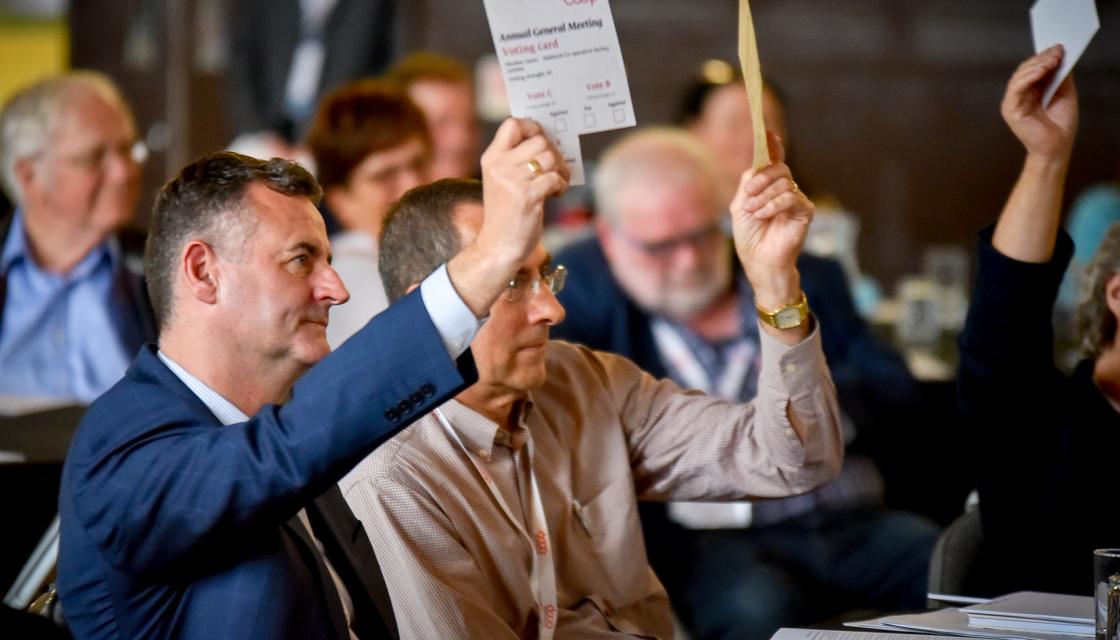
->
<box><xmin>962</xmin><ymin>592</ymin><xmax>1093</xmax><ymax>636</ymax></box>
<box><xmin>774</xmin><ymin>630</ymin><xmax>952</xmax><ymax>640</ymax></box>
<box><xmin>842</xmin><ymin>592</ymin><xmax>1092</xmax><ymax>640</ymax></box>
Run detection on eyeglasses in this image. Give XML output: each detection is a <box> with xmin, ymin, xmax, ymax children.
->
<box><xmin>52</xmin><ymin>139</ymin><xmax>148</xmax><ymax>172</ymax></box>
<box><xmin>614</xmin><ymin>222</ymin><xmax>725</xmax><ymax>260</ymax></box>
<box><xmin>507</xmin><ymin>264</ymin><xmax>567</xmax><ymax>303</ymax></box>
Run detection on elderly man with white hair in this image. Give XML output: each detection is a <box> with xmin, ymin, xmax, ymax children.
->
<box><xmin>0</xmin><ymin>71</ymin><xmax>153</xmax><ymax>407</ymax></box>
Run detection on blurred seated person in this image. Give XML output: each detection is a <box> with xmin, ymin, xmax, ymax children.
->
<box><xmin>226</xmin><ymin>0</ymin><xmax>396</xmax><ymax>164</ymax></box>
<box><xmin>343</xmin><ymin>131</ymin><xmax>843</xmax><ymax>638</ymax></box>
<box><xmin>681</xmin><ymin>61</ymin><xmax>882</xmax><ymax>317</ymax></box>
<box><xmin>0</xmin><ymin>72</ymin><xmax>154</xmax><ymax>410</ymax></box>
<box><xmin>679</xmin><ymin>60</ymin><xmax>787</xmax><ymax>205</ymax></box>
<box><xmin>554</xmin><ymin>129</ymin><xmax>938</xmax><ymax>640</ymax></box>
<box><xmin>385</xmin><ymin>51</ymin><xmax>481</xmax><ymax>180</ymax></box>
<box><xmin>959</xmin><ymin>46</ymin><xmax>1117</xmax><ymax>596</ymax></box>
<box><xmin>306</xmin><ymin>80</ymin><xmax>432</xmax><ymax>347</ymax></box>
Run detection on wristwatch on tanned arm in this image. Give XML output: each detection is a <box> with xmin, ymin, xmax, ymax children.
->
<box><xmin>755</xmin><ymin>291</ymin><xmax>809</xmax><ymax>330</ymax></box>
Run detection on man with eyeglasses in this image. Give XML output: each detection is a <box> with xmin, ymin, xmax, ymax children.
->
<box><xmin>0</xmin><ymin>71</ymin><xmax>154</xmax><ymax>408</ymax></box>
<box><xmin>554</xmin><ymin>129</ymin><xmax>939</xmax><ymax>640</ymax></box>
<box><xmin>340</xmin><ymin>137</ymin><xmax>842</xmax><ymax>638</ymax></box>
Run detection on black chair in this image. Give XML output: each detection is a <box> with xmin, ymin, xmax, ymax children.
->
<box><xmin>0</xmin><ymin>405</ymin><xmax>84</xmax><ymax>632</ymax></box>
<box><xmin>0</xmin><ymin>604</ymin><xmax>70</xmax><ymax>639</ymax></box>
<box><xmin>927</xmin><ymin>504</ymin><xmax>984</xmax><ymax>604</ymax></box>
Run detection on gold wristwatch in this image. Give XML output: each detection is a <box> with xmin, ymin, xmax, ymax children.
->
<box><xmin>755</xmin><ymin>291</ymin><xmax>809</xmax><ymax>330</ymax></box>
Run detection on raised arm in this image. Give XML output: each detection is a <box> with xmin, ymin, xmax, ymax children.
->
<box><xmin>728</xmin><ymin>132</ymin><xmax>830</xmax><ymax>442</ymax></box>
<box><xmin>729</xmin><ymin>132</ymin><xmax>816</xmax><ymax>345</ymax></box>
<box><xmin>991</xmin><ymin>45</ymin><xmax>1079</xmax><ymax>262</ymax></box>
<box><xmin>68</xmin><ymin>290</ymin><xmax>474</xmax><ymax>576</ymax></box>
<box><xmin>957</xmin><ymin>48</ymin><xmax>1081</xmax><ymax>391</ymax></box>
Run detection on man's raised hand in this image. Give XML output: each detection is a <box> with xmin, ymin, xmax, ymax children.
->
<box><xmin>729</xmin><ymin>131</ymin><xmax>814</xmax><ymax>311</ymax></box>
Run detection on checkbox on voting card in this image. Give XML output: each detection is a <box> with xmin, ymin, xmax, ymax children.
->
<box><xmin>584</xmin><ymin>114</ymin><xmax>596</xmax><ymax>128</ymax></box>
<box><xmin>613</xmin><ymin>108</ymin><xmax>625</xmax><ymax>124</ymax></box>
<box><xmin>554</xmin><ymin>117</ymin><xmax>568</xmax><ymax>133</ymax></box>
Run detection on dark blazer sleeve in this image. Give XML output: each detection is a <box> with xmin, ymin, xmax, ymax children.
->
<box><xmin>67</xmin><ymin>288</ymin><xmax>476</xmax><ymax>577</ymax></box>
<box><xmin>958</xmin><ymin>226</ymin><xmax>1072</xmax><ymax>408</ymax></box>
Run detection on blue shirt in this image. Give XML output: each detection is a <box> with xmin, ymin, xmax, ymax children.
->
<box><xmin>0</xmin><ymin>211</ymin><xmax>132</xmax><ymax>404</ymax></box>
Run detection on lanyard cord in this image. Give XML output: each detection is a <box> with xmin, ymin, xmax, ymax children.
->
<box><xmin>432</xmin><ymin>408</ymin><xmax>558</xmax><ymax>638</ymax></box>
<box><xmin>650</xmin><ymin>318</ymin><xmax>755</xmax><ymax>400</ymax></box>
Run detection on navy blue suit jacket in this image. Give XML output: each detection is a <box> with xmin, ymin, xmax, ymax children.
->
<box><xmin>58</xmin><ymin>289</ymin><xmax>475</xmax><ymax>639</ymax></box>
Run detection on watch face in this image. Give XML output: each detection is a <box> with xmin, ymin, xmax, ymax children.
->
<box><xmin>774</xmin><ymin>307</ymin><xmax>803</xmax><ymax>329</ymax></box>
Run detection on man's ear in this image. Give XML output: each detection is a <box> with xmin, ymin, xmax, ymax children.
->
<box><xmin>182</xmin><ymin>240</ymin><xmax>221</xmax><ymax>305</ymax></box>
<box><xmin>13</xmin><ymin>156</ymin><xmax>41</xmax><ymax>201</ymax></box>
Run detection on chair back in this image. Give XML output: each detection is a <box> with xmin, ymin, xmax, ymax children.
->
<box><xmin>927</xmin><ymin>506</ymin><xmax>984</xmax><ymax>603</ymax></box>
<box><xmin>0</xmin><ymin>405</ymin><xmax>84</xmax><ymax>611</ymax></box>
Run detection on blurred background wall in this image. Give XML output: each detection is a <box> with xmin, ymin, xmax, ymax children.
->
<box><xmin>5</xmin><ymin>0</ymin><xmax>1114</xmax><ymax>291</ymax></box>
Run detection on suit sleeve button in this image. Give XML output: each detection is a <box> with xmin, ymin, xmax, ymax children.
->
<box><xmin>420</xmin><ymin>384</ymin><xmax>435</xmax><ymax>398</ymax></box>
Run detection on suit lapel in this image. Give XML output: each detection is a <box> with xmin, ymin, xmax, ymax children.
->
<box><xmin>282</xmin><ymin>513</ymin><xmax>351</xmax><ymax>639</ymax></box>
<box><xmin>308</xmin><ymin>486</ymin><xmax>399</xmax><ymax>640</ymax></box>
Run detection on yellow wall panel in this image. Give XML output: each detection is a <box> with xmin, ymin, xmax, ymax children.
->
<box><xmin>0</xmin><ymin>20</ymin><xmax>68</xmax><ymax>105</ymax></box>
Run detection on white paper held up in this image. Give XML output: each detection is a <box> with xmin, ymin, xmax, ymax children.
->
<box><xmin>481</xmin><ymin>0</ymin><xmax>637</xmax><ymax>186</ymax></box>
<box><xmin>1029</xmin><ymin>0</ymin><xmax>1100</xmax><ymax>107</ymax></box>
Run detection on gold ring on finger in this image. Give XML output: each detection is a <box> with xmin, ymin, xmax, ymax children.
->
<box><xmin>527</xmin><ymin>159</ymin><xmax>543</xmax><ymax>176</ymax></box>
<box><xmin>790</xmin><ymin>180</ymin><xmax>801</xmax><ymax>194</ymax></box>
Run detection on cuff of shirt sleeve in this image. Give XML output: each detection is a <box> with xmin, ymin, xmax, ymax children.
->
<box><xmin>421</xmin><ymin>264</ymin><xmax>487</xmax><ymax>360</ymax></box>
<box><xmin>755</xmin><ymin>317</ymin><xmax>832</xmax><ymax>467</ymax></box>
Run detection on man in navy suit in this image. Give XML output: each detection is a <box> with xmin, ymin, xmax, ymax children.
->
<box><xmin>554</xmin><ymin>129</ymin><xmax>939</xmax><ymax>640</ymax></box>
<box><xmin>57</xmin><ymin>117</ymin><xmax>569</xmax><ymax>639</ymax></box>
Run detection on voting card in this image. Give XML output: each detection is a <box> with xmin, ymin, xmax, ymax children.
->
<box><xmin>482</xmin><ymin>0</ymin><xmax>637</xmax><ymax>185</ymax></box>
<box><xmin>1030</xmin><ymin>0</ymin><xmax>1100</xmax><ymax>107</ymax></box>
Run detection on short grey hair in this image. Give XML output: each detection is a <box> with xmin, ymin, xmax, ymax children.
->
<box><xmin>593</xmin><ymin>127</ymin><xmax>724</xmax><ymax>226</ymax></box>
<box><xmin>379</xmin><ymin>178</ymin><xmax>482</xmax><ymax>302</ymax></box>
<box><xmin>1077</xmin><ymin>222</ymin><xmax>1120</xmax><ymax>358</ymax></box>
<box><xmin>0</xmin><ymin>71</ymin><xmax>133</xmax><ymax>201</ymax></box>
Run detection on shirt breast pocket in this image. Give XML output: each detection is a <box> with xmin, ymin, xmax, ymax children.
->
<box><xmin>571</xmin><ymin>478</ymin><xmax>647</xmax><ymax>596</ymax></box>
